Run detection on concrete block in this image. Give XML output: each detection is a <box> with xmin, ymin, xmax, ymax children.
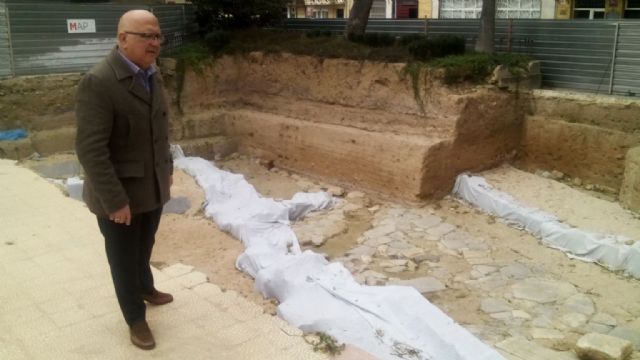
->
<box><xmin>620</xmin><ymin>147</ymin><xmax>640</xmax><ymax>213</ymax></box>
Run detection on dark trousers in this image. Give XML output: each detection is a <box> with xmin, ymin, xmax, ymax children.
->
<box><xmin>97</xmin><ymin>207</ymin><xmax>162</xmax><ymax>326</ymax></box>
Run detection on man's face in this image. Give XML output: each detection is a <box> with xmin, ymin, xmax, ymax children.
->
<box><xmin>119</xmin><ymin>16</ymin><xmax>161</xmax><ymax>69</ymax></box>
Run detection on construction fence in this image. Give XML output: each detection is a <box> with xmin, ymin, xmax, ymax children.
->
<box><xmin>1</xmin><ymin>4</ymin><xmax>638</xmax><ymax>97</ymax></box>
<box><xmin>285</xmin><ymin>19</ymin><xmax>640</xmax><ymax>97</ymax></box>
<box><xmin>0</xmin><ymin>2</ymin><xmax>197</xmax><ymax>77</ymax></box>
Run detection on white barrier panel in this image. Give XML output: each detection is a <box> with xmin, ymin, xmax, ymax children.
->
<box><xmin>453</xmin><ymin>174</ymin><xmax>640</xmax><ymax>279</ymax></box>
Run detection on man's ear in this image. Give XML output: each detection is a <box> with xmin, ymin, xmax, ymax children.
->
<box><xmin>117</xmin><ymin>32</ymin><xmax>127</xmax><ymax>47</ymax></box>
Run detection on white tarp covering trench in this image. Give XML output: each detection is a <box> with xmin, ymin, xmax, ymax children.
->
<box><xmin>453</xmin><ymin>174</ymin><xmax>640</xmax><ymax>279</ymax></box>
<box><xmin>173</xmin><ymin>150</ymin><xmax>505</xmax><ymax>360</ymax></box>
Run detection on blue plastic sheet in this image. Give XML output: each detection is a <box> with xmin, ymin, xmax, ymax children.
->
<box><xmin>0</xmin><ymin>129</ymin><xmax>28</xmax><ymax>141</ymax></box>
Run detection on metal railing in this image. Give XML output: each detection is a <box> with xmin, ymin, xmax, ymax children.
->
<box><xmin>0</xmin><ymin>2</ymin><xmax>197</xmax><ymax>77</ymax></box>
<box><xmin>285</xmin><ymin>18</ymin><xmax>640</xmax><ymax>97</ymax></box>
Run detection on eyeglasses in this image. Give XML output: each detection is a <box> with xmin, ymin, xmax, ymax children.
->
<box><xmin>125</xmin><ymin>31</ymin><xmax>165</xmax><ymax>43</ymax></box>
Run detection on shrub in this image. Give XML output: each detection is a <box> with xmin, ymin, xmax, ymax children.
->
<box><xmin>398</xmin><ymin>34</ymin><xmax>427</xmax><ymax>47</ymax></box>
<box><xmin>408</xmin><ymin>35</ymin><xmax>466</xmax><ymax>61</ymax></box>
<box><xmin>347</xmin><ymin>32</ymin><xmax>396</xmax><ymax>47</ymax></box>
<box><xmin>305</xmin><ymin>30</ymin><xmax>334</xmax><ymax>38</ymax></box>
<box><xmin>192</xmin><ymin>0</ymin><xmax>288</xmax><ymax>31</ymax></box>
<box><xmin>204</xmin><ymin>31</ymin><xmax>231</xmax><ymax>53</ymax></box>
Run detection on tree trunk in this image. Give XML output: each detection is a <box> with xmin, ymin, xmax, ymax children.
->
<box><xmin>475</xmin><ymin>0</ymin><xmax>496</xmax><ymax>53</ymax></box>
<box><xmin>346</xmin><ymin>0</ymin><xmax>374</xmax><ymax>36</ymax></box>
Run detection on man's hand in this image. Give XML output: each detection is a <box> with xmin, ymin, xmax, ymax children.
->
<box><xmin>109</xmin><ymin>205</ymin><xmax>131</xmax><ymax>225</ymax></box>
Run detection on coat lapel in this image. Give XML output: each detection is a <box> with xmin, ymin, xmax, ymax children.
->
<box><xmin>107</xmin><ymin>47</ymin><xmax>152</xmax><ymax>105</ymax></box>
<box><xmin>151</xmin><ymin>73</ymin><xmax>163</xmax><ymax>118</ymax></box>
<box><xmin>128</xmin><ymin>78</ymin><xmax>151</xmax><ymax>105</ymax></box>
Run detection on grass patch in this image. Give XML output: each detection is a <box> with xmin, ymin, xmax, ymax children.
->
<box><xmin>304</xmin><ymin>332</ymin><xmax>345</xmax><ymax>356</ymax></box>
<box><xmin>402</xmin><ymin>62</ymin><xmax>425</xmax><ymax>112</ymax></box>
<box><xmin>165</xmin><ymin>43</ymin><xmax>212</xmax><ymax>114</ymax></box>
<box><xmin>170</xmin><ymin>42</ymin><xmax>211</xmax><ymax>67</ymax></box>
<box><xmin>427</xmin><ymin>52</ymin><xmax>532</xmax><ymax>84</ymax></box>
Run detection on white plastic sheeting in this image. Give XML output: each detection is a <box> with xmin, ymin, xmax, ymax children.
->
<box><xmin>173</xmin><ymin>152</ymin><xmax>505</xmax><ymax>360</ymax></box>
<box><xmin>453</xmin><ymin>174</ymin><xmax>640</xmax><ymax>279</ymax></box>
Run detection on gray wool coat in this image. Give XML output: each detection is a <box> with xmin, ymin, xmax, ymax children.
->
<box><xmin>75</xmin><ymin>47</ymin><xmax>172</xmax><ymax>217</ymax></box>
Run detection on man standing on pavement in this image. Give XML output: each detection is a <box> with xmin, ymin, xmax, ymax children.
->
<box><xmin>75</xmin><ymin>9</ymin><xmax>173</xmax><ymax>350</ymax></box>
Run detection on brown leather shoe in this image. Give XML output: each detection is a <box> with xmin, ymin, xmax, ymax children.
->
<box><xmin>142</xmin><ymin>289</ymin><xmax>173</xmax><ymax>305</ymax></box>
<box><xmin>129</xmin><ymin>320</ymin><xmax>155</xmax><ymax>350</ymax></box>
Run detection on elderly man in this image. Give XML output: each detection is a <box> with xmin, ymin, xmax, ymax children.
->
<box><xmin>75</xmin><ymin>10</ymin><xmax>173</xmax><ymax>350</ymax></box>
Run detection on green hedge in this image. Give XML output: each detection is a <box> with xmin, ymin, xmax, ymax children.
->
<box><xmin>347</xmin><ymin>32</ymin><xmax>396</xmax><ymax>47</ymax></box>
<box><xmin>204</xmin><ymin>31</ymin><xmax>231</xmax><ymax>53</ymax></box>
<box><xmin>408</xmin><ymin>35</ymin><xmax>466</xmax><ymax>61</ymax></box>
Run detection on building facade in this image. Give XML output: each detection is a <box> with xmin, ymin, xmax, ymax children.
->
<box><xmin>288</xmin><ymin>0</ymin><xmax>640</xmax><ymax>19</ymax></box>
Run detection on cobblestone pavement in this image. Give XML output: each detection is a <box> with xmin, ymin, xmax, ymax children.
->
<box><xmin>294</xmin><ymin>190</ymin><xmax>640</xmax><ymax>360</ymax></box>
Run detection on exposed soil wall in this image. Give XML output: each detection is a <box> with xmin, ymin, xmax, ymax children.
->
<box><xmin>519</xmin><ymin>90</ymin><xmax>640</xmax><ymax>197</ymax></box>
<box><xmin>621</xmin><ymin>147</ymin><xmax>640</xmax><ymax>212</ymax></box>
<box><xmin>0</xmin><ymin>74</ymin><xmax>80</xmax><ymax>158</ymax></box>
<box><xmin>168</xmin><ymin>52</ymin><xmax>525</xmax><ymax>200</ymax></box>
<box><xmin>0</xmin><ymin>74</ymin><xmax>79</xmax><ymax>131</ymax></box>
<box><xmin>2</xmin><ymin>53</ymin><xmax>636</xmax><ymax>205</ymax></box>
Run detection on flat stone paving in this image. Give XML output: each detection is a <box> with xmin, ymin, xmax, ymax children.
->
<box><xmin>0</xmin><ymin>159</ymin><xmax>330</xmax><ymax>360</ymax></box>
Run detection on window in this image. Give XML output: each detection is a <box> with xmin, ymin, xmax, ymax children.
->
<box><xmin>626</xmin><ymin>0</ymin><xmax>640</xmax><ymax>18</ymax></box>
<box><xmin>440</xmin><ymin>0</ymin><xmax>540</xmax><ymax>18</ymax></box>
<box><xmin>440</xmin><ymin>0</ymin><xmax>482</xmax><ymax>18</ymax></box>
<box><xmin>312</xmin><ymin>9</ymin><xmax>329</xmax><ymax>18</ymax></box>
<box><xmin>287</xmin><ymin>6</ymin><xmax>297</xmax><ymax>18</ymax></box>
<box><xmin>574</xmin><ymin>0</ymin><xmax>605</xmax><ymax>19</ymax></box>
<box><xmin>336</xmin><ymin>8</ymin><xmax>344</xmax><ymax>18</ymax></box>
<box><xmin>497</xmin><ymin>0</ymin><xmax>541</xmax><ymax>18</ymax></box>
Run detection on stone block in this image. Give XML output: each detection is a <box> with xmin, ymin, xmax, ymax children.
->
<box><xmin>480</xmin><ymin>297</ymin><xmax>512</xmax><ymax>314</ymax></box>
<box><xmin>387</xmin><ymin>276</ymin><xmax>445</xmax><ymax>293</ymax></box>
<box><xmin>575</xmin><ymin>333</ymin><xmax>633</xmax><ymax>360</ymax></box>
<box><xmin>620</xmin><ymin>147</ymin><xmax>640</xmax><ymax>213</ymax></box>
<box><xmin>512</xmin><ymin>278</ymin><xmax>577</xmax><ymax>304</ymax></box>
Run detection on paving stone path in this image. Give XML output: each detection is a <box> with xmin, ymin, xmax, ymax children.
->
<box><xmin>0</xmin><ymin>160</ymin><xmax>331</xmax><ymax>360</ymax></box>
